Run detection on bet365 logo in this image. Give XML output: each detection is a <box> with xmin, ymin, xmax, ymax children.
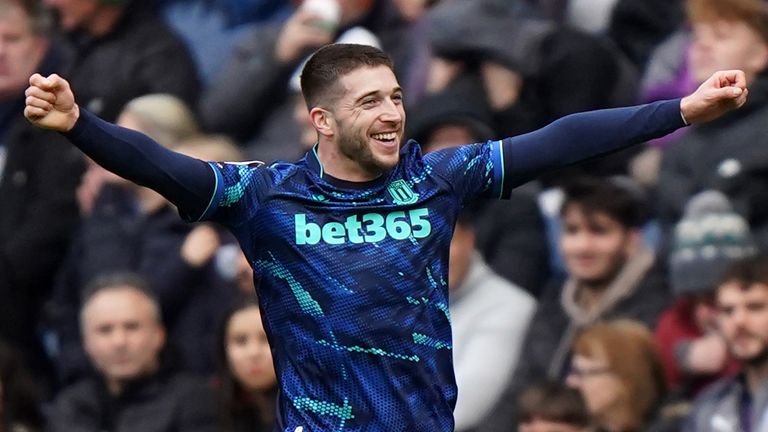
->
<box><xmin>295</xmin><ymin>208</ymin><xmax>431</xmax><ymax>245</ymax></box>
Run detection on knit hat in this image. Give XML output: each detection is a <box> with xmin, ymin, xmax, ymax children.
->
<box><xmin>669</xmin><ymin>190</ymin><xmax>757</xmax><ymax>296</ymax></box>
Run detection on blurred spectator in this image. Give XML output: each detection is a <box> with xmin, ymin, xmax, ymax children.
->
<box><xmin>542</xmin><ymin>0</ymin><xmax>684</xmax><ymax>84</ymax></box>
<box><xmin>0</xmin><ymin>0</ymin><xmax>82</xmax><ymax>388</ymax></box>
<box><xmin>655</xmin><ymin>191</ymin><xmax>750</xmax><ymax>399</ymax></box>
<box><xmin>47</xmin><ymin>96</ymin><xmax>235</xmax><ymax>383</ymax></box>
<box><xmin>517</xmin><ymin>381</ymin><xmax>591</xmax><ymax>432</ymax></box>
<box><xmin>215</xmin><ymin>296</ymin><xmax>277</xmax><ymax>432</ymax></box>
<box><xmin>158</xmin><ymin>0</ymin><xmax>291</xmax><ymax>82</ymax></box>
<box><xmin>407</xmin><ymin>77</ymin><xmax>550</xmax><ymax>294</ymax></box>
<box><xmin>425</xmin><ymin>0</ymin><xmax>639</xmax><ymax>136</ymax></box>
<box><xmin>449</xmin><ymin>211</ymin><xmax>536</xmax><ymax>432</ymax></box>
<box><xmin>658</xmin><ymin>0</ymin><xmax>768</xmax><ymax>250</ymax></box>
<box><xmin>684</xmin><ymin>255</ymin><xmax>768</xmax><ymax>432</ymax></box>
<box><xmin>478</xmin><ymin>177</ymin><xmax>670</xmax><ymax>432</ymax></box>
<box><xmin>48</xmin><ymin>273</ymin><xmax>217</xmax><ymax>432</ymax></box>
<box><xmin>425</xmin><ymin>0</ymin><xmax>643</xmax><ymax>184</ymax></box>
<box><xmin>76</xmin><ymin>93</ymin><xmax>200</xmax><ymax>215</ymax></box>
<box><xmin>200</xmin><ymin>0</ymin><xmax>427</xmax><ymax>163</ymax></box>
<box><xmin>606</xmin><ymin>0</ymin><xmax>685</xmax><ymax>72</ymax></box>
<box><xmin>44</xmin><ymin>0</ymin><xmax>200</xmax><ymax>122</ymax></box>
<box><xmin>0</xmin><ymin>339</ymin><xmax>44</xmax><ymax>432</ymax></box>
<box><xmin>566</xmin><ymin>320</ymin><xmax>666</xmax><ymax>432</ymax></box>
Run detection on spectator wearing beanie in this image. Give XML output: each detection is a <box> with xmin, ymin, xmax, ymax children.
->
<box><xmin>655</xmin><ymin>190</ymin><xmax>753</xmax><ymax>401</ymax></box>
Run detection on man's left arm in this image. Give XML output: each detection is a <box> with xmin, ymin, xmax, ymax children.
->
<box><xmin>492</xmin><ymin>70</ymin><xmax>747</xmax><ymax>197</ymax></box>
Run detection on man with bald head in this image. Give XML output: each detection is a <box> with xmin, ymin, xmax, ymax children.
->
<box><xmin>48</xmin><ymin>273</ymin><xmax>216</xmax><ymax>432</ymax></box>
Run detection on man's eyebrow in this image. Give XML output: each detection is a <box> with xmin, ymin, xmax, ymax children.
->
<box><xmin>353</xmin><ymin>87</ymin><xmax>403</xmax><ymax>104</ymax></box>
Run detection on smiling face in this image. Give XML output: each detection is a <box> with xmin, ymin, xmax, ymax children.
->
<box><xmin>560</xmin><ymin>205</ymin><xmax>637</xmax><ymax>286</ymax></box>
<box><xmin>313</xmin><ymin>65</ymin><xmax>405</xmax><ymax>180</ymax></box>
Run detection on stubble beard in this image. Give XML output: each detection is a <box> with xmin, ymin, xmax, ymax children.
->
<box><xmin>732</xmin><ymin>333</ymin><xmax>768</xmax><ymax>367</ymax></box>
<box><xmin>338</xmin><ymin>125</ymin><xmax>395</xmax><ymax>176</ymax></box>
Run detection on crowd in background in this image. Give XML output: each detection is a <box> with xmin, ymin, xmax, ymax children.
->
<box><xmin>2</xmin><ymin>0</ymin><xmax>768</xmax><ymax>431</ymax></box>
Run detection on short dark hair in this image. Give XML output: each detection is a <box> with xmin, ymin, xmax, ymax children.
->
<box><xmin>560</xmin><ymin>176</ymin><xmax>645</xmax><ymax>229</ymax></box>
<box><xmin>300</xmin><ymin>43</ymin><xmax>395</xmax><ymax>109</ymax></box>
<box><xmin>517</xmin><ymin>381</ymin><xmax>590</xmax><ymax>426</ymax></box>
<box><xmin>718</xmin><ymin>255</ymin><xmax>768</xmax><ymax>291</ymax></box>
<box><xmin>80</xmin><ymin>272</ymin><xmax>161</xmax><ymax>321</ymax></box>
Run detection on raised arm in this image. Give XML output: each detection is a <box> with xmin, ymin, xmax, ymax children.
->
<box><xmin>24</xmin><ymin>73</ymin><xmax>215</xmax><ymax>220</ymax></box>
<box><xmin>495</xmin><ymin>70</ymin><xmax>748</xmax><ymax>193</ymax></box>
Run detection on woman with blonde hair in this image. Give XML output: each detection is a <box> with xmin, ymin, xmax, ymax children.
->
<box><xmin>566</xmin><ymin>320</ymin><xmax>667</xmax><ymax>432</ymax></box>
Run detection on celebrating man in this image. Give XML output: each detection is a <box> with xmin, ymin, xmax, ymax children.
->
<box><xmin>25</xmin><ymin>43</ymin><xmax>746</xmax><ymax>431</ymax></box>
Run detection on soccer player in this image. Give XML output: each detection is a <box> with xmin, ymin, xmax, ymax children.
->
<box><xmin>25</xmin><ymin>44</ymin><xmax>746</xmax><ymax>432</ymax></box>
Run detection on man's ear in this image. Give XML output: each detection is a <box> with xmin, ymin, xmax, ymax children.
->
<box><xmin>309</xmin><ymin>107</ymin><xmax>334</xmax><ymax>137</ymax></box>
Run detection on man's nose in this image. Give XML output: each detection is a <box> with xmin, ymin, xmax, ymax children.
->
<box><xmin>110</xmin><ymin>328</ymin><xmax>129</xmax><ymax>346</ymax></box>
<box><xmin>380</xmin><ymin>98</ymin><xmax>402</xmax><ymax>123</ymax></box>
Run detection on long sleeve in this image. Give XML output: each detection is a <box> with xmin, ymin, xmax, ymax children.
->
<box><xmin>497</xmin><ymin>99</ymin><xmax>686</xmax><ymax>196</ymax></box>
<box><xmin>63</xmin><ymin>109</ymin><xmax>215</xmax><ymax>221</ymax></box>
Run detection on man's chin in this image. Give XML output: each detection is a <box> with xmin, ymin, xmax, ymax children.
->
<box><xmin>734</xmin><ymin>346</ymin><xmax>768</xmax><ymax>365</ymax></box>
<box><xmin>367</xmin><ymin>153</ymin><xmax>399</xmax><ymax>172</ymax></box>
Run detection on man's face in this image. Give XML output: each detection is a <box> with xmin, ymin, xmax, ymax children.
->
<box><xmin>690</xmin><ymin>19</ymin><xmax>768</xmax><ymax>84</ymax></box>
<box><xmin>0</xmin><ymin>4</ymin><xmax>48</xmax><ymax>99</ymax></box>
<box><xmin>717</xmin><ymin>282</ymin><xmax>768</xmax><ymax>364</ymax></box>
<box><xmin>328</xmin><ymin>65</ymin><xmax>405</xmax><ymax>175</ymax></box>
<box><xmin>560</xmin><ymin>206</ymin><xmax>635</xmax><ymax>286</ymax></box>
<box><xmin>43</xmin><ymin>0</ymin><xmax>98</xmax><ymax>32</ymax></box>
<box><xmin>82</xmin><ymin>287</ymin><xmax>165</xmax><ymax>382</ymax></box>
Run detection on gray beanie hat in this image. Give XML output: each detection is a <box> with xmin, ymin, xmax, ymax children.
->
<box><xmin>670</xmin><ymin>190</ymin><xmax>757</xmax><ymax>297</ymax></box>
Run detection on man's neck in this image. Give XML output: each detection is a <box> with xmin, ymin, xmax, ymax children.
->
<box><xmin>746</xmin><ymin>359</ymin><xmax>768</xmax><ymax>396</ymax></box>
<box><xmin>316</xmin><ymin>142</ymin><xmax>382</xmax><ymax>182</ymax></box>
<box><xmin>106</xmin><ymin>377</ymin><xmax>125</xmax><ymax>396</ymax></box>
<box><xmin>576</xmin><ymin>281</ymin><xmax>611</xmax><ymax>311</ymax></box>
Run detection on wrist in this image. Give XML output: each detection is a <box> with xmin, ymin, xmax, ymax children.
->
<box><xmin>679</xmin><ymin>96</ymin><xmax>693</xmax><ymax>126</ymax></box>
<box><xmin>67</xmin><ymin>104</ymin><xmax>81</xmax><ymax>132</ymax></box>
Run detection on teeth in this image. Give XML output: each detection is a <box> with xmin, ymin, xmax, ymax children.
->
<box><xmin>372</xmin><ymin>132</ymin><xmax>397</xmax><ymax>140</ymax></box>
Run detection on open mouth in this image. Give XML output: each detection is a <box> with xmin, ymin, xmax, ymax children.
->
<box><xmin>370</xmin><ymin>132</ymin><xmax>398</xmax><ymax>146</ymax></box>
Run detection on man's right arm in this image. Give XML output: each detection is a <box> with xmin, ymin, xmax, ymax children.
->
<box><xmin>25</xmin><ymin>73</ymin><xmax>215</xmax><ymax>220</ymax></box>
<box><xmin>64</xmin><ymin>110</ymin><xmax>214</xmax><ymax>220</ymax></box>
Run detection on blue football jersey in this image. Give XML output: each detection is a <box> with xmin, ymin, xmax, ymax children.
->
<box><xmin>200</xmin><ymin>140</ymin><xmax>505</xmax><ymax>431</ymax></box>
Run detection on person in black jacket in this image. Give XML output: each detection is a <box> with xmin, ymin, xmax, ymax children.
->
<box><xmin>0</xmin><ymin>0</ymin><xmax>82</xmax><ymax>389</ymax></box>
<box><xmin>0</xmin><ymin>339</ymin><xmax>44</xmax><ymax>432</ymax></box>
<box><xmin>479</xmin><ymin>177</ymin><xmax>672</xmax><ymax>432</ymax></box>
<box><xmin>48</xmin><ymin>273</ymin><xmax>217</xmax><ymax>432</ymax></box>
<box><xmin>44</xmin><ymin>0</ymin><xmax>201</xmax><ymax>122</ymax></box>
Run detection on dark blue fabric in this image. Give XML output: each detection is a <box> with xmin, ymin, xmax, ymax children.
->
<box><xmin>60</xmin><ymin>98</ymin><xmax>686</xmax><ymax>431</ymax></box>
<box><xmin>64</xmin><ymin>109</ymin><xmax>215</xmax><ymax>220</ymax></box>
